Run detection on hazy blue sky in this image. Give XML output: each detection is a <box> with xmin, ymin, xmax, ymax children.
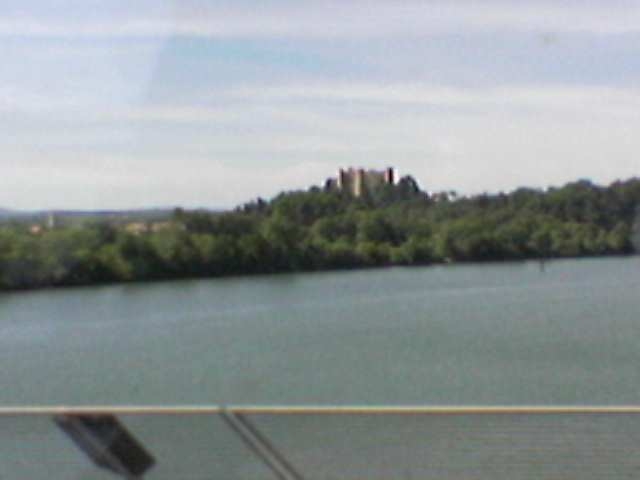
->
<box><xmin>1</xmin><ymin>0</ymin><xmax>639</xmax><ymax>209</ymax></box>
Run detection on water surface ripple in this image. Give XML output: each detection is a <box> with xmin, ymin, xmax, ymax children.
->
<box><xmin>1</xmin><ymin>257</ymin><xmax>638</xmax><ymax>405</ymax></box>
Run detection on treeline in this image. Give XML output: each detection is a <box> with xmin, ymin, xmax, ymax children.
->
<box><xmin>1</xmin><ymin>176</ymin><xmax>639</xmax><ymax>290</ymax></box>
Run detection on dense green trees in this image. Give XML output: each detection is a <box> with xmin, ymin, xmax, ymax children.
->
<box><xmin>1</xmin><ymin>176</ymin><xmax>639</xmax><ymax>290</ymax></box>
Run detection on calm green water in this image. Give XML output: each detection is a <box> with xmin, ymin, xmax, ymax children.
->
<box><xmin>1</xmin><ymin>257</ymin><xmax>639</xmax><ymax>406</ymax></box>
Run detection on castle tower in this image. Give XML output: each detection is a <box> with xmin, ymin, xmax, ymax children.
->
<box><xmin>337</xmin><ymin>168</ymin><xmax>345</xmax><ymax>189</ymax></box>
<box><xmin>384</xmin><ymin>167</ymin><xmax>394</xmax><ymax>185</ymax></box>
<box><xmin>354</xmin><ymin>169</ymin><xmax>364</xmax><ymax>197</ymax></box>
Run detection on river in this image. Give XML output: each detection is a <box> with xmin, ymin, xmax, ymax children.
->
<box><xmin>1</xmin><ymin>256</ymin><xmax>639</xmax><ymax>406</ymax></box>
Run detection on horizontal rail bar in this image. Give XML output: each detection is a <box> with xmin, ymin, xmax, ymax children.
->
<box><xmin>3</xmin><ymin>405</ymin><xmax>640</xmax><ymax>416</ymax></box>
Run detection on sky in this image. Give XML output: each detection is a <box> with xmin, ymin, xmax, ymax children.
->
<box><xmin>1</xmin><ymin>0</ymin><xmax>639</xmax><ymax>210</ymax></box>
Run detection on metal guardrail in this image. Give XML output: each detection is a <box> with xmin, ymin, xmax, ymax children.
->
<box><xmin>4</xmin><ymin>406</ymin><xmax>640</xmax><ymax>480</ymax></box>
<box><xmin>4</xmin><ymin>405</ymin><xmax>640</xmax><ymax>415</ymax></box>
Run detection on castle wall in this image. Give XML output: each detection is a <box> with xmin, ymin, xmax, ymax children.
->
<box><xmin>331</xmin><ymin>167</ymin><xmax>394</xmax><ymax>197</ymax></box>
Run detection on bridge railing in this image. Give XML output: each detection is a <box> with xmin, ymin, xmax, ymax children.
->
<box><xmin>2</xmin><ymin>406</ymin><xmax>640</xmax><ymax>479</ymax></box>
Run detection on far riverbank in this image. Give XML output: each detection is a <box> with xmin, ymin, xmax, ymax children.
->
<box><xmin>1</xmin><ymin>176</ymin><xmax>638</xmax><ymax>291</ymax></box>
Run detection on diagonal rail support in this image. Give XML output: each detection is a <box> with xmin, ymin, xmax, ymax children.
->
<box><xmin>220</xmin><ymin>410</ymin><xmax>305</xmax><ymax>480</ymax></box>
<box><xmin>53</xmin><ymin>414</ymin><xmax>155</xmax><ymax>480</ymax></box>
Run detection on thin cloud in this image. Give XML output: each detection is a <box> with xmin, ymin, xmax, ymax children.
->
<box><xmin>7</xmin><ymin>83</ymin><xmax>635</xmax><ymax>119</ymax></box>
<box><xmin>1</xmin><ymin>1</ymin><xmax>639</xmax><ymax>39</ymax></box>
<box><xmin>226</xmin><ymin>84</ymin><xmax>640</xmax><ymax>117</ymax></box>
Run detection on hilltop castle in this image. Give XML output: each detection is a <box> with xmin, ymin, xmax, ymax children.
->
<box><xmin>326</xmin><ymin>167</ymin><xmax>395</xmax><ymax>197</ymax></box>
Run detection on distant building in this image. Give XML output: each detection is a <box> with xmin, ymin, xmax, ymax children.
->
<box><xmin>326</xmin><ymin>167</ymin><xmax>395</xmax><ymax>197</ymax></box>
<box><xmin>29</xmin><ymin>225</ymin><xmax>43</xmax><ymax>235</ymax></box>
<box><xmin>124</xmin><ymin>222</ymin><xmax>149</xmax><ymax>235</ymax></box>
<box><xmin>124</xmin><ymin>221</ymin><xmax>177</xmax><ymax>235</ymax></box>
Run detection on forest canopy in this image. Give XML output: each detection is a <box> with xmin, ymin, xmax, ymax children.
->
<box><xmin>1</xmin><ymin>176</ymin><xmax>639</xmax><ymax>290</ymax></box>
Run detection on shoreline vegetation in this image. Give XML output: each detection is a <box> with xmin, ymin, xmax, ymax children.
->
<box><xmin>1</xmin><ymin>176</ymin><xmax>639</xmax><ymax>291</ymax></box>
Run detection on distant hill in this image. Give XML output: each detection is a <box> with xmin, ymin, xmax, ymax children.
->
<box><xmin>0</xmin><ymin>208</ymin><xmax>28</xmax><ymax>220</ymax></box>
<box><xmin>0</xmin><ymin>208</ymin><xmax>179</xmax><ymax>225</ymax></box>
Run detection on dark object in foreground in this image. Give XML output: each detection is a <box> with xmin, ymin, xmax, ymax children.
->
<box><xmin>54</xmin><ymin>414</ymin><xmax>155</xmax><ymax>479</ymax></box>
